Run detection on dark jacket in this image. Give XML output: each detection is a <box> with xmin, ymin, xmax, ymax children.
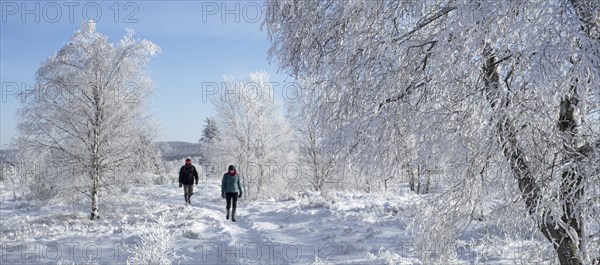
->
<box><xmin>221</xmin><ymin>173</ymin><xmax>242</xmax><ymax>194</ymax></box>
<box><xmin>179</xmin><ymin>165</ymin><xmax>199</xmax><ymax>185</ymax></box>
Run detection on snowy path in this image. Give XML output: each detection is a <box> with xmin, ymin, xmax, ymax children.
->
<box><xmin>0</xmin><ymin>180</ymin><xmax>421</xmax><ymax>264</ymax></box>
<box><xmin>144</xmin><ymin>181</ymin><xmax>405</xmax><ymax>264</ymax></box>
<box><xmin>165</xmin><ymin>183</ymin><xmax>294</xmax><ymax>264</ymax></box>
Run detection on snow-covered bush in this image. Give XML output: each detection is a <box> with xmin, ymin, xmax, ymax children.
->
<box><xmin>294</xmin><ymin>190</ymin><xmax>336</xmax><ymax>209</ymax></box>
<box><xmin>0</xmin><ymin>153</ymin><xmax>23</xmax><ymax>200</ymax></box>
<box><xmin>125</xmin><ymin>214</ymin><xmax>186</xmax><ymax>264</ymax></box>
<box><xmin>367</xmin><ymin>247</ymin><xmax>403</xmax><ymax>265</ymax></box>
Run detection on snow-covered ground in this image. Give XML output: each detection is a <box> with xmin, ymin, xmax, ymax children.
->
<box><xmin>0</xmin><ymin>179</ymin><xmax>553</xmax><ymax>264</ymax></box>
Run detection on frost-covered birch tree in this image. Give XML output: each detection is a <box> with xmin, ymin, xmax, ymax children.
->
<box><xmin>286</xmin><ymin>79</ymin><xmax>340</xmax><ymax>191</ymax></box>
<box><xmin>212</xmin><ymin>72</ymin><xmax>295</xmax><ymax>199</ymax></box>
<box><xmin>266</xmin><ymin>1</ymin><xmax>599</xmax><ymax>264</ymax></box>
<box><xmin>14</xmin><ymin>21</ymin><xmax>160</xmax><ymax>220</ymax></box>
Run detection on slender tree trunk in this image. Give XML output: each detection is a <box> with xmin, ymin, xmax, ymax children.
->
<box><xmin>564</xmin><ymin>2</ymin><xmax>599</xmax><ymax>262</ymax></box>
<box><xmin>9</xmin><ymin>173</ymin><xmax>18</xmax><ymax>201</ymax></box>
<box><xmin>310</xmin><ymin>134</ymin><xmax>321</xmax><ymax>191</ymax></box>
<box><xmin>408</xmin><ymin>165</ymin><xmax>415</xmax><ymax>192</ymax></box>
<box><xmin>482</xmin><ymin>43</ymin><xmax>584</xmax><ymax>265</ymax></box>
<box><xmin>90</xmin><ymin>173</ymin><xmax>100</xmax><ymax>220</ymax></box>
<box><xmin>90</xmin><ymin>134</ymin><xmax>101</xmax><ymax>220</ymax></box>
<box><xmin>416</xmin><ymin>165</ymin><xmax>422</xmax><ymax>194</ymax></box>
<box><xmin>257</xmin><ymin>164</ymin><xmax>264</xmax><ymax>198</ymax></box>
<box><xmin>90</xmin><ymin>84</ymin><xmax>102</xmax><ymax>220</ymax></box>
<box><xmin>555</xmin><ymin>90</ymin><xmax>585</xmax><ymax>264</ymax></box>
<box><xmin>384</xmin><ymin>178</ymin><xmax>389</xmax><ymax>191</ymax></box>
<box><xmin>425</xmin><ymin>172</ymin><xmax>430</xmax><ymax>194</ymax></box>
<box><xmin>90</xmin><ymin>141</ymin><xmax>101</xmax><ymax>220</ymax></box>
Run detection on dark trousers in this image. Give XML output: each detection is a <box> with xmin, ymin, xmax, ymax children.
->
<box><xmin>184</xmin><ymin>185</ymin><xmax>194</xmax><ymax>202</ymax></box>
<box><xmin>225</xmin><ymin>192</ymin><xmax>238</xmax><ymax>209</ymax></box>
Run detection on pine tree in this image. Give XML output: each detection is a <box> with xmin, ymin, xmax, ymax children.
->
<box><xmin>199</xmin><ymin>117</ymin><xmax>220</xmax><ymax>169</ymax></box>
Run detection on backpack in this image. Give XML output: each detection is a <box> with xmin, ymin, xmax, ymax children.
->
<box><xmin>182</xmin><ymin>165</ymin><xmax>195</xmax><ymax>178</ymax></box>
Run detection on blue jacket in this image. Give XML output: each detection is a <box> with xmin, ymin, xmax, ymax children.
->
<box><xmin>221</xmin><ymin>173</ymin><xmax>242</xmax><ymax>194</ymax></box>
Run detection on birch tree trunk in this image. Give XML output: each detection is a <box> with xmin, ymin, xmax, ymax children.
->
<box><xmin>482</xmin><ymin>43</ymin><xmax>585</xmax><ymax>265</ymax></box>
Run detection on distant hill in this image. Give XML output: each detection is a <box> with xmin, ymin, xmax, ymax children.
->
<box><xmin>155</xmin><ymin>141</ymin><xmax>201</xmax><ymax>161</ymax></box>
<box><xmin>0</xmin><ymin>149</ymin><xmax>16</xmax><ymax>164</ymax></box>
<box><xmin>0</xmin><ymin>142</ymin><xmax>199</xmax><ymax>162</ymax></box>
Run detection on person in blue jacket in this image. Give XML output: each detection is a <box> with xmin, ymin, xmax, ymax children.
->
<box><xmin>221</xmin><ymin>165</ymin><xmax>242</xmax><ymax>222</ymax></box>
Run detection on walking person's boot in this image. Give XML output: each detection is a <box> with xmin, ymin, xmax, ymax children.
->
<box><xmin>231</xmin><ymin>208</ymin><xmax>237</xmax><ymax>222</ymax></box>
<box><xmin>226</xmin><ymin>208</ymin><xmax>230</xmax><ymax>220</ymax></box>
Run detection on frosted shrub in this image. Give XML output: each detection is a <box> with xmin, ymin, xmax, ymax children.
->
<box><xmin>126</xmin><ymin>214</ymin><xmax>186</xmax><ymax>264</ymax></box>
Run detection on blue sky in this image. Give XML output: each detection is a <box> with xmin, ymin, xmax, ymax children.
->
<box><xmin>0</xmin><ymin>1</ymin><xmax>294</xmax><ymax>148</ymax></box>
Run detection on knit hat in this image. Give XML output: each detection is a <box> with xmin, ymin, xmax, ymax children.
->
<box><xmin>185</xmin><ymin>157</ymin><xmax>192</xmax><ymax>161</ymax></box>
<box><xmin>228</xmin><ymin>165</ymin><xmax>236</xmax><ymax>171</ymax></box>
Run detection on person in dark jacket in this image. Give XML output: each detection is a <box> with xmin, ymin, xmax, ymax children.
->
<box><xmin>221</xmin><ymin>165</ymin><xmax>242</xmax><ymax>222</ymax></box>
<box><xmin>179</xmin><ymin>157</ymin><xmax>199</xmax><ymax>205</ymax></box>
